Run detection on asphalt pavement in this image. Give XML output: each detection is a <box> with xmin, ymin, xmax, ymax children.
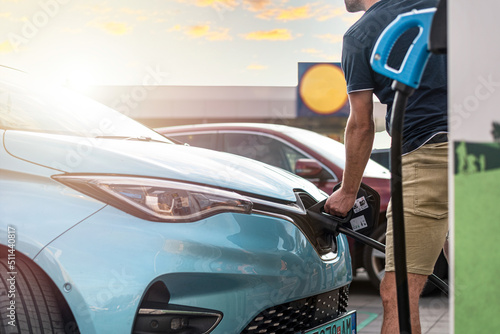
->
<box><xmin>349</xmin><ymin>270</ymin><xmax>450</xmax><ymax>333</ymax></box>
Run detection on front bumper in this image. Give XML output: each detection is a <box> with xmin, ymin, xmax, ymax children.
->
<box><xmin>34</xmin><ymin>202</ymin><xmax>352</xmax><ymax>333</ymax></box>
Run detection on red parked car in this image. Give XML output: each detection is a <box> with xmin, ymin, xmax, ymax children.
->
<box><xmin>156</xmin><ymin>122</ymin><xmax>392</xmax><ymax>287</ymax></box>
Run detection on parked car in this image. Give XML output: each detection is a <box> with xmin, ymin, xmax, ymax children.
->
<box><xmin>156</xmin><ymin>123</ymin><xmax>391</xmax><ymax>285</ymax></box>
<box><xmin>0</xmin><ymin>66</ymin><xmax>356</xmax><ymax>333</ymax></box>
<box><xmin>370</xmin><ymin>148</ymin><xmax>390</xmax><ymax>170</ymax></box>
<box><xmin>370</xmin><ymin>131</ymin><xmax>391</xmax><ymax>170</ymax></box>
<box><xmin>157</xmin><ymin>123</ymin><xmax>448</xmax><ymax>294</ymax></box>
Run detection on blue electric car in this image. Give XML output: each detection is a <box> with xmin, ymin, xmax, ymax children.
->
<box><xmin>0</xmin><ymin>66</ymin><xmax>356</xmax><ymax>334</ymax></box>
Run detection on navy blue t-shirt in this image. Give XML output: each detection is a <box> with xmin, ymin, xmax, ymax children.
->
<box><xmin>342</xmin><ymin>0</ymin><xmax>448</xmax><ymax>154</ymax></box>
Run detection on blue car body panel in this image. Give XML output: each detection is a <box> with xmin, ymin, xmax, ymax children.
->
<box><xmin>0</xmin><ymin>130</ymin><xmax>107</xmax><ymax>258</ymax></box>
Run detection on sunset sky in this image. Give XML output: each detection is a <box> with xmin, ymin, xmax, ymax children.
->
<box><xmin>0</xmin><ymin>0</ymin><xmax>362</xmax><ymax>87</ymax></box>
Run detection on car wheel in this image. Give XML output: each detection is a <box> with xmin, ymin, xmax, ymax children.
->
<box><xmin>362</xmin><ymin>224</ymin><xmax>449</xmax><ymax>296</ymax></box>
<box><xmin>0</xmin><ymin>257</ymin><xmax>67</xmax><ymax>333</ymax></box>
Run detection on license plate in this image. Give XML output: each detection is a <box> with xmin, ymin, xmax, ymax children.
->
<box><xmin>304</xmin><ymin>311</ymin><xmax>357</xmax><ymax>334</ymax></box>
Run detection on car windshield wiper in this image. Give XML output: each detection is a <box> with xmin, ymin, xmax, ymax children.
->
<box><xmin>95</xmin><ymin>135</ymin><xmax>171</xmax><ymax>144</ymax></box>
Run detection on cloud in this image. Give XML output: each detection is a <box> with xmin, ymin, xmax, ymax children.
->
<box><xmin>0</xmin><ymin>11</ymin><xmax>28</xmax><ymax>22</ymax></box>
<box><xmin>257</xmin><ymin>5</ymin><xmax>312</xmax><ymax>21</ymax></box>
<box><xmin>0</xmin><ymin>40</ymin><xmax>14</xmax><ymax>53</ymax></box>
<box><xmin>243</xmin><ymin>0</ymin><xmax>271</xmax><ymax>11</ymax></box>
<box><xmin>276</xmin><ymin>6</ymin><xmax>312</xmax><ymax>21</ymax></box>
<box><xmin>243</xmin><ymin>29</ymin><xmax>293</xmax><ymax>41</ymax></box>
<box><xmin>185</xmin><ymin>24</ymin><xmax>232</xmax><ymax>41</ymax></box>
<box><xmin>315</xmin><ymin>33</ymin><xmax>343</xmax><ymax>44</ymax></box>
<box><xmin>187</xmin><ymin>24</ymin><xmax>210</xmax><ymax>37</ymax></box>
<box><xmin>247</xmin><ymin>63</ymin><xmax>268</xmax><ymax>70</ymax></box>
<box><xmin>169</xmin><ymin>24</ymin><xmax>182</xmax><ymax>32</ymax></box>
<box><xmin>196</xmin><ymin>0</ymin><xmax>238</xmax><ymax>7</ymax></box>
<box><xmin>93</xmin><ymin>21</ymin><xmax>133</xmax><ymax>35</ymax></box>
<box><xmin>178</xmin><ymin>0</ymin><xmax>239</xmax><ymax>11</ymax></box>
<box><xmin>247</xmin><ymin>3</ymin><xmax>350</xmax><ymax>23</ymax></box>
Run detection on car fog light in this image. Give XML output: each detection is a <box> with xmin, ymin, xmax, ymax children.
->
<box><xmin>170</xmin><ymin>317</ymin><xmax>188</xmax><ymax>330</ymax></box>
<box><xmin>134</xmin><ymin>306</ymin><xmax>222</xmax><ymax>334</ymax></box>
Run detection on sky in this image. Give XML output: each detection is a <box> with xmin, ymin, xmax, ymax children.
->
<box><xmin>0</xmin><ymin>0</ymin><xmax>362</xmax><ymax>87</ymax></box>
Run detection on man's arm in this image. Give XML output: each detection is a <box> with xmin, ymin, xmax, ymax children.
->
<box><xmin>324</xmin><ymin>90</ymin><xmax>375</xmax><ymax>216</ymax></box>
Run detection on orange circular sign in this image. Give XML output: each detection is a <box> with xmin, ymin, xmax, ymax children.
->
<box><xmin>299</xmin><ymin>64</ymin><xmax>348</xmax><ymax>114</ymax></box>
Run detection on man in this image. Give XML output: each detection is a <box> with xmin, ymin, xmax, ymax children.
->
<box><xmin>324</xmin><ymin>0</ymin><xmax>448</xmax><ymax>333</ymax></box>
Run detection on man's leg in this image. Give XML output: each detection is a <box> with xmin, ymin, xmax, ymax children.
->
<box><xmin>382</xmin><ymin>142</ymin><xmax>449</xmax><ymax>333</ymax></box>
<box><xmin>380</xmin><ymin>271</ymin><xmax>428</xmax><ymax>334</ymax></box>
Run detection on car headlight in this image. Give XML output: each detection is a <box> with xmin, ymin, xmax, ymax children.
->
<box><xmin>52</xmin><ymin>174</ymin><xmax>253</xmax><ymax>222</ymax></box>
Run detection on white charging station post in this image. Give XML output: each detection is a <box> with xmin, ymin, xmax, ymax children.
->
<box><xmin>449</xmin><ymin>0</ymin><xmax>500</xmax><ymax>332</ymax></box>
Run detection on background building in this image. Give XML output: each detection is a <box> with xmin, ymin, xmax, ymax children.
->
<box><xmin>84</xmin><ymin>84</ymin><xmax>388</xmax><ymax>143</ymax></box>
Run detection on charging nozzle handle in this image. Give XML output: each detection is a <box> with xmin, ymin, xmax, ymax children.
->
<box><xmin>370</xmin><ymin>8</ymin><xmax>436</xmax><ymax>89</ymax></box>
<box><xmin>307</xmin><ymin>199</ymin><xmax>353</xmax><ymax>224</ymax></box>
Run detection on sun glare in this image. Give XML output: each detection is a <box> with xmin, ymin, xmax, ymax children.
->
<box><xmin>65</xmin><ymin>69</ymin><xmax>96</xmax><ymax>92</ymax></box>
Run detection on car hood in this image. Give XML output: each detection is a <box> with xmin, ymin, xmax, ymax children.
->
<box><xmin>4</xmin><ymin>131</ymin><xmax>325</xmax><ymax>202</ymax></box>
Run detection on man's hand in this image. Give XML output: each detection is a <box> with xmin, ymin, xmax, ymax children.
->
<box><xmin>324</xmin><ymin>187</ymin><xmax>357</xmax><ymax>217</ymax></box>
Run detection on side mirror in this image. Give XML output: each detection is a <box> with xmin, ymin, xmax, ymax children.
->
<box><xmin>295</xmin><ymin>159</ymin><xmax>323</xmax><ymax>177</ymax></box>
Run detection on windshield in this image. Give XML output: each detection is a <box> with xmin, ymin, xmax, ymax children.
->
<box><xmin>0</xmin><ymin>67</ymin><xmax>170</xmax><ymax>142</ymax></box>
<box><xmin>283</xmin><ymin>127</ymin><xmax>390</xmax><ymax>178</ymax></box>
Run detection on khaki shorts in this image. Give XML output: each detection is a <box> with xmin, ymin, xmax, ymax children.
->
<box><xmin>385</xmin><ymin>142</ymin><xmax>449</xmax><ymax>276</ymax></box>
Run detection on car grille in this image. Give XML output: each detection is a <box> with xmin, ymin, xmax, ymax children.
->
<box><xmin>241</xmin><ymin>285</ymin><xmax>349</xmax><ymax>334</ymax></box>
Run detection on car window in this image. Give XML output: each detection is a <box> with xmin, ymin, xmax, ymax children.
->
<box><xmin>281</xmin><ymin>145</ymin><xmax>307</xmax><ymax>172</ymax></box>
<box><xmin>222</xmin><ymin>132</ymin><xmax>307</xmax><ymax>173</ymax></box>
<box><xmin>370</xmin><ymin>149</ymin><xmax>391</xmax><ymax>170</ymax></box>
<box><xmin>170</xmin><ymin>133</ymin><xmax>218</xmax><ymax>150</ymax></box>
<box><xmin>283</xmin><ymin>127</ymin><xmax>389</xmax><ymax>178</ymax></box>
